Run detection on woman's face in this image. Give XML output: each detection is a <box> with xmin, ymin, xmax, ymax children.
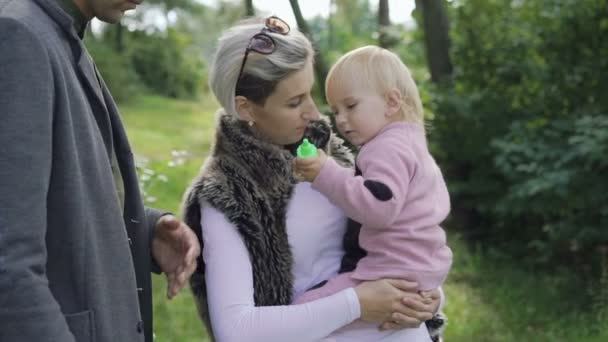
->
<box><xmin>249</xmin><ymin>61</ymin><xmax>320</xmax><ymax>146</ymax></box>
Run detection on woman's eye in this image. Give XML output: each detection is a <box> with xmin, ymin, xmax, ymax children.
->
<box><xmin>288</xmin><ymin>98</ymin><xmax>302</xmax><ymax>108</ymax></box>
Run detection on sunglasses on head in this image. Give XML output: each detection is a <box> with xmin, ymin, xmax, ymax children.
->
<box><xmin>236</xmin><ymin>16</ymin><xmax>291</xmax><ymax>82</ymax></box>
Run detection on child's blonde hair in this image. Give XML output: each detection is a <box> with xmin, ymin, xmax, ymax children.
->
<box><xmin>325</xmin><ymin>45</ymin><xmax>424</xmax><ymax>124</ymax></box>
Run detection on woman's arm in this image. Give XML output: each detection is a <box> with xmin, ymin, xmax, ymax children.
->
<box><xmin>201</xmin><ymin>204</ymin><xmax>360</xmax><ymax>342</ymax></box>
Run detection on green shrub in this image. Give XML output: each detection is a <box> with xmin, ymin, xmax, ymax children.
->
<box><xmin>129</xmin><ymin>28</ymin><xmax>205</xmax><ymax>99</ymax></box>
<box><xmin>86</xmin><ymin>36</ymin><xmax>142</xmax><ymax>104</ymax></box>
<box><xmin>429</xmin><ymin>0</ymin><xmax>608</xmax><ymax>268</ymax></box>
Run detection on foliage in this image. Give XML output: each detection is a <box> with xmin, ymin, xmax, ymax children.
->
<box><xmin>427</xmin><ymin>0</ymin><xmax>608</xmax><ymax>269</ymax></box>
<box><xmin>129</xmin><ymin>28</ymin><xmax>205</xmax><ymax>99</ymax></box>
<box><xmin>87</xmin><ymin>0</ymin><xmax>222</xmax><ymax>102</ymax></box>
<box><xmin>122</xmin><ymin>95</ymin><xmax>607</xmax><ymax>341</ymax></box>
<box><xmin>86</xmin><ymin>34</ymin><xmax>142</xmax><ymax>103</ymax></box>
<box><xmin>444</xmin><ymin>235</ymin><xmax>607</xmax><ymax>341</ymax></box>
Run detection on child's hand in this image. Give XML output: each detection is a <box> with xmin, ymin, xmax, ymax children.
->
<box><xmin>294</xmin><ymin>149</ymin><xmax>328</xmax><ymax>182</ymax></box>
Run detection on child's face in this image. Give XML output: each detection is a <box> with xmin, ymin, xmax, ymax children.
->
<box><xmin>327</xmin><ymin>81</ymin><xmax>392</xmax><ymax>146</ymax></box>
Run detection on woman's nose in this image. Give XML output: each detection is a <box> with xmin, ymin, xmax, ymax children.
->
<box><xmin>302</xmin><ymin>99</ymin><xmax>321</xmax><ymax>120</ymax></box>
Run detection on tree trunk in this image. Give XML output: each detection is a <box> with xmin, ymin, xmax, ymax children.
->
<box><xmin>115</xmin><ymin>22</ymin><xmax>124</xmax><ymax>53</ymax></box>
<box><xmin>378</xmin><ymin>0</ymin><xmax>390</xmax><ymax>48</ymax></box>
<box><xmin>244</xmin><ymin>0</ymin><xmax>254</xmax><ymax>16</ymax></box>
<box><xmin>328</xmin><ymin>0</ymin><xmax>335</xmax><ymax>49</ymax></box>
<box><xmin>289</xmin><ymin>0</ymin><xmax>329</xmax><ymax>99</ymax></box>
<box><xmin>415</xmin><ymin>0</ymin><xmax>453</xmax><ymax>83</ymax></box>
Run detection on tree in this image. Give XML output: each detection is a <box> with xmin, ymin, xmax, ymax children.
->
<box><xmin>328</xmin><ymin>0</ymin><xmax>335</xmax><ymax>49</ymax></box>
<box><xmin>415</xmin><ymin>0</ymin><xmax>452</xmax><ymax>83</ymax></box>
<box><xmin>378</xmin><ymin>0</ymin><xmax>390</xmax><ymax>48</ymax></box>
<box><xmin>244</xmin><ymin>0</ymin><xmax>254</xmax><ymax>16</ymax></box>
<box><xmin>289</xmin><ymin>0</ymin><xmax>329</xmax><ymax>99</ymax></box>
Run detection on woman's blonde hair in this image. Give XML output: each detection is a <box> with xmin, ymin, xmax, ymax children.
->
<box><xmin>209</xmin><ymin>17</ymin><xmax>314</xmax><ymax>118</ymax></box>
<box><xmin>325</xmin><ymin>45</ymin><xmax>424</xmax><ymax>124</ymax></box>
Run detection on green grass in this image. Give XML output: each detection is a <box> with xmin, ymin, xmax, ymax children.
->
<box><xmin>121</xmin><ymin>94</ymin><xmax>217</xmax><ymax>341</ymax></box>
<box><xmin>120</xmin><ymin>94</ymin><xmax>607</xmax><ymax>341</ymax></box>
<box><xmin>443</xmin><ymin>236</ymin><xmax>607</xmax><ymax>342</ymax></box>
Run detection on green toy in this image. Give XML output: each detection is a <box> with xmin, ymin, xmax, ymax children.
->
<box><xmin>297</xmin><ymin>138</ymin><xmax>318</xmax><ymax>158</ymax></box>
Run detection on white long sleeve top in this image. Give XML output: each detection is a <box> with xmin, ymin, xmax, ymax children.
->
<box><xmin>201</xmin><ymin>182</ymin><xmax>435</xmax><ymax>342</ymax></box>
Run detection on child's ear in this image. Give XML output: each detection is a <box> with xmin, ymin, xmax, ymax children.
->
<box><xmin>384</xmin><ymin>88</ymin><xmax>403</xmax><ymax>118</ymax></box>
<box><xmin>235</xmin><ymin>95</ymin><xmax>256</xmax><ymax>123</ymax></box>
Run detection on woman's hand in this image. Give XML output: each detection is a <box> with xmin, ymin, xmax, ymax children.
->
<box><xmin>354</xmin><ymin>279</ymin><xmax>432</xmax><ymax>326</ymax></box>
<box><xmin>378</xmin><ymin>288</ymin><xmax>441</xmax><ymax>331</ymax></box>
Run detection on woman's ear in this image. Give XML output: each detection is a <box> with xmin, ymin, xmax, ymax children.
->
<box><xmin>384</xmin><ymin>88</ymin><xmax>403</xmax><ymax>118</ymax></box>
<box><xmin>235</xmin><ymin>95</ymin><xmax>256</xmax><ymax>123</ymax></box>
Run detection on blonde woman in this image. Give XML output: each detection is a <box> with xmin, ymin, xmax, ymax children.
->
<box><xmin>183</xmin><ymin>18</ymin><xmax>446</xmax><ymax>342</ymax></box>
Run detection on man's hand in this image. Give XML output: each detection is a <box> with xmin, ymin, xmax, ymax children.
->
<box><xmin>294</xmin><ymin>149</ymin><xmax>328</xmax><ymax>182</ymax></box>
<box><xmin>152</xmin><ymin>215</ymin><xmax>200</xmax><ymax>299</ymax></box>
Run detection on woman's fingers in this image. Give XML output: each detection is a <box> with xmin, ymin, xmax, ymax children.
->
<box><xmin>402</xmin><ymin>295</ymin><xmax>437</xmax><ymax>314</ymax></box>
<box><xmin>391</xmin><ymin>312</ymin><xmax>426</xmax><ymax>328</ymax></box>
<box><xmin>378</xmin><ymin>313</ymin><xmax>423</xmax><ymax>331</ymax></box>
<box><xmin>384</xmin><ymin>278</ymin><xmax>419</xmax><ymax>292</ymax></box>
<box><xmin>420</xmin><ymin>289</ymin><xmax>440</xmax><ymax>301</ymax></box>
<box><xmin>392</xmin><ymin>302</ymin><xmax>433</xmax><ymax>322</ymax></box>
<box><xmin>378</xmin><ymin>321</ymin><xmax>396</xmax><ymax>331</ymax></box>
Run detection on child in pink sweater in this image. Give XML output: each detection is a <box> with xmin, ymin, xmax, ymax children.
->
<box><xmin>294</xmin><ymin>46</ymin><xmax>453</xmax><ymax>304</ymax></box>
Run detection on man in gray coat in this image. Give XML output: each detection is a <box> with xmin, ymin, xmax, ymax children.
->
<box><xmin>0</xmin><ymin>0</ymin><xmax>201</xmax><ymax>341</ymax></box>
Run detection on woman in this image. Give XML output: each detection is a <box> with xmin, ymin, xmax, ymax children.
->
<box><xmin>182</xmin><ymin>16</ymin><xmax>446</xmax><ymax>341</ymax></box>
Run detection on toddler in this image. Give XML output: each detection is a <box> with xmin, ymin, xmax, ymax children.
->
<box><xmin>293</xmin><ymin>45</ymin><xmax>452</xmax><ymax>304</ymax></box>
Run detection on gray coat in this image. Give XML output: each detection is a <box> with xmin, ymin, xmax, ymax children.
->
<box><xmin>0</xmin><ymin>0</ymin><xmax>162</xmax><ymax>341</ymax></box>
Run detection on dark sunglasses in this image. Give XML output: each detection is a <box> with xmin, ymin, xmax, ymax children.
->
<box><xmin>236</xmin><ymin>16</ymin><xmax>290</xmax><ymax>82</ymax></box>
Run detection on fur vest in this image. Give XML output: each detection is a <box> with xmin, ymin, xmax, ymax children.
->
<box><xmin>181</xmin><ymin>110</ymin><xmax>445</xmax><ymax>341</ymax></box>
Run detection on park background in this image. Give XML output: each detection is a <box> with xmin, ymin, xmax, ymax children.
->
<box><xmin>86</xmin><ymin>0</ymin><xmax>608</xmax><ymax>340</ymax></box>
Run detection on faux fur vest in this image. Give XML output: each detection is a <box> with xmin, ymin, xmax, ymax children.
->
<box><xmin>181</xmin><ymin>111</ymin><xmax>355</xmax><ymax>338</ymax></box>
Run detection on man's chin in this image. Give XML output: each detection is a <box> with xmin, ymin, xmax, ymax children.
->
<box><xmin>97</xmin><ymin>12</ymin><xmax>125</xmax><ymax>24</ymax></box>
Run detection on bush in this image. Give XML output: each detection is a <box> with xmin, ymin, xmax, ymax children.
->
<box><xmin>429</xmin><ymin>0</ymin><xmax>608</xmax><ymax>269</ymax></box>
<box><xmin>129</xmin><ymin>28</ymin><xmax>205</xmax><ymax>99</ymax></box>
<box><xmin>86</xmin><ymin>36</ymin><xmax>142</xmax><ymax>104</ymax></box>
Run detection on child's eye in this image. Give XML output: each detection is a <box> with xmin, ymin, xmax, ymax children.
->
<box><xmin>346</xmin><ymin>103</ymin><xmax>357</xmax><ymax>110</ymax></box>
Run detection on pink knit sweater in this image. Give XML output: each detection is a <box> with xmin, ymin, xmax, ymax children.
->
<box><xmin>312</xmin><ymin>121</ymin><xmax>453</xmax><ymax>291</ymax></box>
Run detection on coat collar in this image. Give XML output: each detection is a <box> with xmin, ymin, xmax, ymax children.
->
<box><xmin>55</xmin><ymin>0</ymin><xmax>88</xmax><ymax>38</ymax></box>
<box><xmin>32</xmin><ymin>0</ymin><xmax>84</xmax><ymax>41</ymax></box>
<box><xmin>34</xmin><ymin>0</ymin><xmax>111</xmax><ymax>153</ymax></box>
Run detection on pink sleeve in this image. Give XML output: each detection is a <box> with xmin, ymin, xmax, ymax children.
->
<box><xmin>312</xmin><ymin>143</ymin><xmax>414</xmax><ymax>228</ymax></box>
<box><xmin>201</xmin><ymin>204</ymin><xmax>361</xmax><ymax>342</ymax></box>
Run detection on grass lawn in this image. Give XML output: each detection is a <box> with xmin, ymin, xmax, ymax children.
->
<box><xmin>121</xmin><ymin>94</ymin><xmax>217</xmax><ymax>341</ymax></box>
<box><xmin>120</xmin><ymin>94</ymin><xmax>606</xmax><ymax>341</ymax></box>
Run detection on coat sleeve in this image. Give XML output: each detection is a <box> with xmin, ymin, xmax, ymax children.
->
<box><xmin>144</xmin><ymin>207</ymin><xmax>170</xmax><ymax>274</ymax></box>
<box><xmin>0</xmin><ymin>18</ymin><xmax>76</xmax><ymax>342</ymax></box>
